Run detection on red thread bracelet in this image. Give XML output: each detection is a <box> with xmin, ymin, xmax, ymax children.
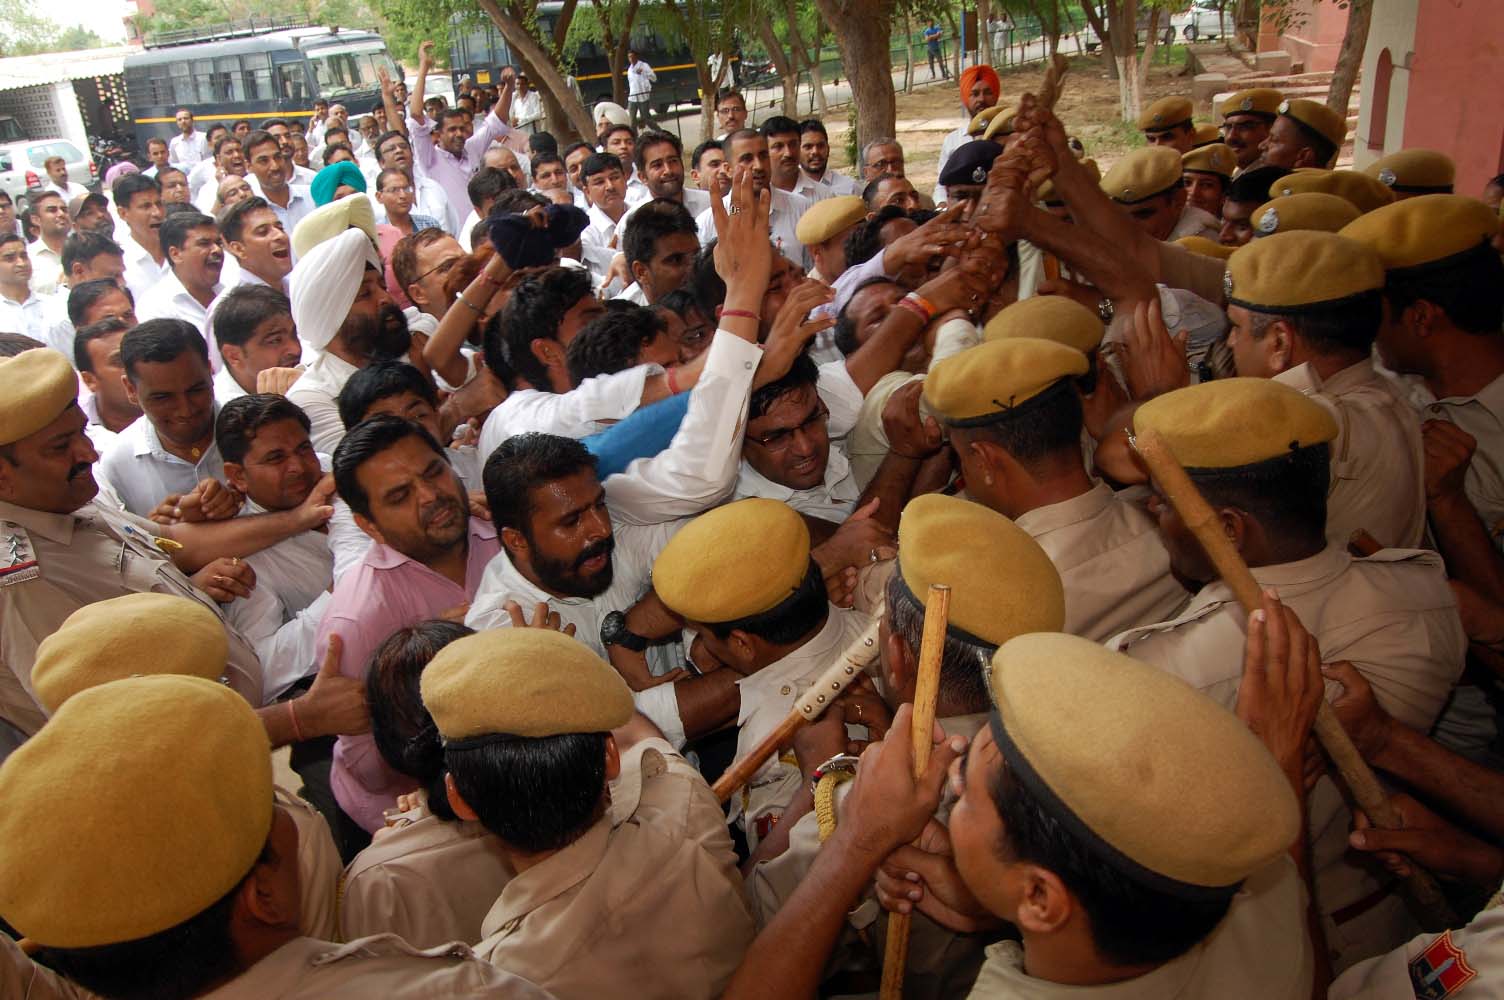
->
<box><xmin>287</xmin><ymin>699</ymin><xmax>305</xmax><ymax>743</ymax></box>
<box><xmin>720</xmin><ymin>308</ymin><xmax>758</xmax><ymax>321</ymax></box>
<box><xmin>666</xmin><ymin>366</ymin><xmax>681</xmax><ymax>394</ymax></box>
<box><xmin>895</xmin><ymin>298</ymin><xmax>930</xmax><ymax>322</ymax></box>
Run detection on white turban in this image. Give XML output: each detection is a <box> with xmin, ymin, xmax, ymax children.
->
<box><xmin>289</xmin><ymin>227</ymin><xmax>381</xmax><ymax>351</ymax></box>
<box><xmin>594</xmin><ymin>101</ymin><xmax>630</xmax><ymax>129</ymax></box>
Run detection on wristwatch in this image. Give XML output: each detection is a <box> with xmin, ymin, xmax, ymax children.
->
<box><xmin>600</xmin><ymin>611</ymin><xmax>649</xmax><ymax>652</ymax></box>
<box><xmin>809</xmin><ymin>753</ymin><xmax>862</xmax><ymax>796</ymax></box>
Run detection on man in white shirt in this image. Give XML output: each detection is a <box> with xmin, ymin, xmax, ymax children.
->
<box><xmin>193</xmin><ymin>136</ymin><xmax>249</xmax><ymax>215</ymax></box>
<box><xmin>563</xmin><ymin>141</ymin><xmax>594</xmax><ymax>209</ymax></box>
<box><xmin>932</xmin><ymin>63</ymin><xmax>1000</xmax><ymax>205</ymax></box>
<box><xmin>112</xmin><ymin>173</ymin><xmax>169</xmax><ymax>299</ymax></box>
<box><xmin>216</xmin><ymin>196</ymin><xmax>293</xmax><ymax>297</ymax></box>
<box><xmin>619</xmin><ymin>199</ymin><xmax>700</xmax><ymax>306</ymax></box>
<box><xmin>625</xmin><ymin>50</ymin><xmax>658</xmax><ymax>131</ymax></box>
<box><xmin>619</xmin><ymin>132</ymin><xmax>711</xmax><ymax>234</ymax></box>
<box><xmin>0</xmin><ymin>234</ymin><xmax>48</xmax><ymax>343</ymax></box>
<box><xmin>454</xmin><ymin>166</ymin><xmax>511</xmax><ymax>253</ymax></box>
<box><xmin>579</xmin><ymin>152</ymin><xmax>633</xmax><ymax>282</ymax></box>
<box><xmin>691</xmin><ymin>139</ymin><xmax>733</xmax><ymax>200</ymax></box>
<box><xmin>696</xmin><ymin>130</ymin><xmax>812</xmax><ymax>270</ymax></box>
<box><xmin>42</xmin><ymin>155</ymin><xmax>87</xmax><ymax>205</ymax></box>
<box><xmin>243</xmin><ymin>130</ymin><xmax>314</xmax><ymax>240</ymax></box>
<box><xmin>186</xmin><ymin>126</ymin><xmax>229</xmax><ymax>202</ymax></box>
<box><xmin>713</xmin><ymin>89</ymin><xmax>748</xmax><ymax>140</ymax></box>
<box><xmin>24</xmin><ymin>190</ymin><xmax>70</xmax><ymax>296</ymax></box>
<box><xmin>796</xmin><ymin>120</ymin><xmax>860</xmax><ymax>199</ymax></box>
<box><xmin>99</xmin><ymin>319</ymin><xmax>225</xmax><ymax>517</ymax></box>
<box><xmin>156</xmin><ymin>166</ymin><xmax>191</xmax><ymax>207</ymax></box>
<box><xmin>763</xmin><ymin>116</ymin><xmax>812</xmax><ymax>201</ymax></box>
<box><xmin>73</xmin><ymin>315</ymin><xmax>141</xmax><ymax>452</ymax></box>
<box><xmin>41</xmin><ymin>231</ymin><xmax>128</xmax><ymax>363</ymax></box>
<box><xmin>530</xmin><ymin>152</ymin><xmax>573</xmax><ymax>205</ymax></box>
<box><xmin>168</xmin><ymin>108</ymin><xmax>210</xmax><ymax>170</ymax></box>
<box><xmin>372</xmin><ymin>130</ymin><xmax>459</xmax><ymax>235</ymax></box>
<box><xmin>511</xmin><ymin>71</ymin><xmax>543</xmax><ymax>132</ymax></box>
<box><xmin>212</xmin><ymin>284</ymin><xmax>301</xmax><ymax>404</ymax></box>
<box><xmin>135</xmin><ymin>211</ymin><xmax>224</xmax><ymax>352</ymax></box>
<box><xmin>142</xmin><ymin>137</ymin><xmax>170</xmax><ymax>179</ymax></box>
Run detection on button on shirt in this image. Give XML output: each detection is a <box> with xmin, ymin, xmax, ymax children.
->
<box><xmin>169</xmin><ymin>130</ymin><xmax>209</xmax><ymax>170</ymax></box>
<box><xmin>322</xmin><ymin>517</ymin><xmax>502</xmax><ymax>833</ymax></box>
<box><xmin>0</xmin><ymin>290</ymin><xmax>48</xmax><ymax>344</ymax></box>
<box><xmin>1427</xmin><ymin>371</ymin><xmax>1504</xmax><ymax>551</ymax></box>
<box><xmin>135</xmin><ymin>269</ymin><xmax>223</xmax><ymax>352</ymax></box>
<box><xmin>697</xmin><ymin>187</ymin><xmax>812</xmax><ymax>270</ymax></box>
<box><xmin>579</xmin><ymin>202</ymin><xmax>629</xmax><ymax>281</ymax></box>
<box><xmin>287</xmin><ymin>351</ymin><xmax>360</xmax><ymax>455</ymax></box>
<box><xmin>98</xmin><ymin>414</ymin><xmax>226</xmax><ymax>517</ymax></box>
<box><xmin>798</xmin><ymin>168</ymin><xmax>861</xmax><ymax>202</ymax></box>
<box><xmin>406</xmin><ymin>107</ymin><xmax>514</xmax><ymax>224</ymax></box>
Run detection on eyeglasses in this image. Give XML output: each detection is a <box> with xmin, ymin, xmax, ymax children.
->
<box><xmin>414</xmin><ymin>255</ymin><xmax>459</xmax><ymax>284</ymax></box>
<box><xmin>381</xmin><ymin>185</ymin><xmax>414</xmax><ymax>195</ymax></box>
<box><xmin>748</xmin><ymin>401</ymin><xmax>829</xmax><ymax>451</ymax></box>
<box><xmin>867</xmin><ymin>156</ymin><xmax>904</xmax><ymax>172</ymax></box>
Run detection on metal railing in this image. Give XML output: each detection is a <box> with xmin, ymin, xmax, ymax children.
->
<box><xmin>144</xmin><ymin>15</ymin><xmax>314</xmax><ymax>50</ymax></box>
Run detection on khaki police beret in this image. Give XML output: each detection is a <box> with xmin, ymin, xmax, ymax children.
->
<box><xmin>898</xmin><ymin>494</ymin><xmax>1064</xmax><ymax>646</ymax></box>
<box><xmin>797</xmin><ymin>195</ymin><xmax>866</xmax><ymax>246</ymax></box>
<box><xmin>422</xmin><ymin>629</ymin><xmax>634</xmax><ymax>740</ymax></box>
<box><xmin>653</xmin><ymin>498</ymin><xmax>811</xmax><ymax>624</ymax></box>
<box><xmin>291</xmin><ymin>191</ymin><xmax>378</xmax><ymax>260</ymax></box>
<box><xmin>925</xmin><ymin>337</ymin><xmax>1090</xmax><ymax>424</ymax></box>
<box><xmin>1364</xmin><ymin>148</ymin><xmax>1455</xmax><ymax>194</ymax></box>
<box><xmin>1191</xmin><ymin>123</ymin><xmax>1223</xmax><ymax>147</ymax></box>
<box><xmin>1268</xmin><ymin>168</ymin><xmax>1394</xmax><ymax>214</ymax></box>
<box><xmin>32</xmin><ymin>593</ymin><xmax>228</xmax><ymax>714</ymax></box>
<box><xmin>1175</xmin><ymin>235</ymin><xmax>1236</xmax><ymax>260</ymax></box>
<box><xmin>0</xmin><ymin>349</ymin><xmax>78</xmax><ymax>447</ymax></box>
<box><xmin>1134</xmin><ymin>377</ymin><xmax>1338</xmax><ymax>469</ymax></box>
<box><xmin>1339</xmin><ymin>194</ymin><xmax>1501</xmax><ymax>273</ymax></box>
<box><xmin>1278</xmin><ymin>99</ymin><xmax>1346</xmax><ymax>160</ymax></box>
<box><xmin>989</xmin><ymin>633</ymin><xmax>1299</xmax><ymax>891</ymax></box>
<box><xmin>0</xmin><ymin>675</ymin><xmax>272</xmax><ymax>948</ymax></box>
<box><xmin>1181</xmin><ymin>143</ymin><xmax>1235</xmax><ymax>179</ymax></box>
<box><xmin>1251</xmin><ymin>192</ymin><xmax>1360</xmax><ymax>238</ymax></box>
<box><xmin>982</xmin><ymin>295</ymin><xmax>1105</xmax><ymax>352</ymax></box>
<box><xmin>982</xmin><ymin>112</ymin><xmax>1017</xmax><ymax>142</ymax></box>
<box><xmin>968</xmin><ymin>105</ymin><xmax>1007</xmax><ymax>137</ymax></box>
<box><xmin>1225</xmin><ymin>230</ymin><xmax>1383</xmax><ymax>311</ymax></box>
<box><xmin>1100</xmin><ymin>146</ymin><xmax>1182</xmax><ymax>204</ymax></box>
<box><xmin>1137</xmin><ymin>96</ymin><xmax>1193</xmax><ymax>132</ymax></box>
<box><xmin>1220</xmin><ymin>88</ymin><xmax>1283</xmax><ymax>120</ymax></box>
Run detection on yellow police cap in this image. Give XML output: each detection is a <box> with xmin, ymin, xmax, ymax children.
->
<box><xmin>1220</xmin><ymin>87</ymin><xmax>1283</xmax><ymax>119</ymax></box>
<box><xmin>421</xmin><ymin>629</ymin><xmax>634</xmax><ymax>740</ymax></box>
<box><xmin>0</xmin><ymin>675</ymin><xmax>272</xmax><ymax>948</ymax></box>
<box><xmin>924</xmin><ymin>337</ymin><xmax>1089</xmax><ymax>423</ymax></box>
<box><xmin>1099</xmin><ymin>146</ymin><xmax>1182</xmax><ymax>204</ymax></box>
<box><xmin>1191</xmin><ymin>123</ymin><xmax>1222</xmax><ymax>147</ymax></box>
<box><xmin>982</xmin><ymin>295</ymin><xmax>1104</xmax><ymax>352</ymax></box>
<box><xmin>1268</xmin><ymin>168</ymin><xmax>1394</xmax><ymax>214</ymax></box>
<box><xmin>1175</xmin><ymin>235</ymin><xmax>1236</xmax><ymax>260</ymax></box>
<box><xmin>796</xmin><ymin>195</ymin><xmax>866</xmax><ymax>246</ymax></box>
<box><xmin>0</xmin><ymin>349</ymin><xmax>78</xmax><ymax>447</ymax></box>
<box><xmin>989</xmin><ymin>633</ymin><xmax>1299</xmax><ymax>891</ymax></box>
<box><xmin>898</xmin><ymin>494</ymin><xmax>1064</xmax><ymax>646</ymax></box>
<box><xmin>968</xmin><ymin>105</ymin><xmax>1007</xmax><ymax>137</ymax></box>
<box><xmin>1134</xmin><ymin>377</ymin><xmax>1338</xmax><ymax>469</ymax></box>
<box><xmin>982</xmin><ymin>112</ymin><xmax>1016</xmax><ymax>142</ymax></box>
<box><xmin>1339</xmin><ymin>193</ymin><xmax>1500</xmax><ymax>273</ymax></box>
<box><xmin>1364</xmin><ymin>148</ymin><xmax>1455</xmax><ymax>194</ymax></box>
<box><xmin>1036</xmin><ymin>159</ymin><xmax>1100</xmax><ymax>205</ymax></box>
<box><xmin>32</xmin><ymin>593</ymin><xmax>228</xmax><ymax>714</ymax></box>
<box><xmin>291</xmin><ymin>191</ymin><xmax>378</xmax><ymax>260</ymax></box>
<box><xmin>1278</xmin><ymin>99</ymin><xmax>1346</xmax><ymax>162</ymax></box>
<box><xmin>653</xmin><ymin>498</ymin><xmax>811</xmax><ymax>624</ymax></box>
<box><xmin>1250</xmin><ymin>192</ymin><xmax>1360</xmax><ymax>238</ymax></box>
<box><xmin>1181</xmin><ymin>143</ymin><xmax>1235</xmax><ymax>179</ymax></box>
<box><xmin>1137</xmin><ymin>96</ymin><xmax>1193</xmax><ymax>132</ymax></box>
<box><xmin>1224</xmin><ymin>230</ymin><xmax>1383</xmax><ymax>311</ymax></box>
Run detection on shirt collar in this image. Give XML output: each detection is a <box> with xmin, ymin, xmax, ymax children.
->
<box><xmin>1435</xmin><ymin>370</ymin><xmax>1504</xmax><ymax>415</ymax></box>
<box><xmin>1013</xmin><ymin>481</ymin><xmax>1115</xmax><ymax>536</ymax></box>
<box><xmin>482</xmin><ymin>812</ymin><xmax>613</xmax><ymax>936</ymax></box>
<box><xmin>740</xmin><ymin>608</ymin><xmax>851</xmax><ymax>691</ymax></box>
<box><xmin>1186</xmin><ymin>544</ymin><xmax>1350</xmax><ymax>614</ymax></box>
<box><xmin>737</xmin><ymin>446</ymin><xmax>854</xmax><ymax>505</ymax></box>
<box><xmin>0</xmin><ymin>497</ymin><xmax>78</xmax><ymax>544</ymax></box>
<box><xmin>364</xmin><ymin>515</ymin><xmax>498</xmax><ymax>570</ymax></box>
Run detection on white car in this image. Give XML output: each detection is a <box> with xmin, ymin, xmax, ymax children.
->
<box><xmin>1172</xmin><ymin>0</ymin><xmax>1227</xmax><ymax>41</ymax></box>
<box><xmin>0</xmin><ymin>139</ymin><xmax>95</xmax><ymax>203</ymax></box>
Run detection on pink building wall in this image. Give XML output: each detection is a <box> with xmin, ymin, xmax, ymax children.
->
<box><xmin>1265</xmin><ymin>0</ymin><xmax>1350</xmax><ymax>73</ymax></box>
<box><xmin>1404</xmin><ymin>0</ymin><xmax>1504</xmax><ymax>195</ymax></box>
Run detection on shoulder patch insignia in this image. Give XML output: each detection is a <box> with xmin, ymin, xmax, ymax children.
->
<box><xmin>0</xmin><ymin>524</ymin><xmax>39</xmax><ymax>586</ymax></box>
<box><xmin>1409</xmin><ymin>931</ymin><xmax>1476</xmax><ymax>999</ymax></box>
<box><xmin>1257</xmin><ymin>208</ymin><xmax>1280</xmax><ymax>234</ymax></box>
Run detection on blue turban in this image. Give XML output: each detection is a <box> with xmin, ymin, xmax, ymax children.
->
<box><xmin>310</xmin><ymin>161</ymin><xmax>367</xmax><ymax>207</ymax></box>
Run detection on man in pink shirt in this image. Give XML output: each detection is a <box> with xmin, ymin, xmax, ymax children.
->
<box><xmin>405</xmin><ymin>40</ymin><xmax>516</xmax><ymax>216</ymax></box>
<box><xmin>317</xmin><ymin>414</ymin><xmax>500</xmax><ymax>841</ymax></box>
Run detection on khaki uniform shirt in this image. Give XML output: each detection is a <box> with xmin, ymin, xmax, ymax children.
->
<box><xmin>1275</xmin><ymin>360</ymin><xmax>1427</xmax><ymax>549</ymax></box>
<box><xmin>475</xmin><ymin>738</ymin><xmax>755</xmax><ymax>1000</ymax></box>
<box><xmin>1427</xmin><ymin>371</ymin><xmax>1504</xmax><ymax>551</ymax></box>
<box><xmin>847</xmin><ymin>371</ymin><xmax>925</xmax><ymax>491</ymax></box>
<box><xmin>0</xmin><ymin>934</ymin><xmax>88</xmax><ymax>999</ymax></box>
<box><xmin>200</xmin><ymin>934</ymin><xmax>555</xmax><ymax>998</ymax></box>
<box><xmin>340</xmin><ymin>796</ymin><xmax>512</xmax><ymax>948</ymax></box>
<box><xmin>727</xmin><ymin>607</ymin><xmax>876</xmax><ymax>845</ymax></box>
<box><xmin>968</xmin><ymin>857</ymin><xmax>1312</xmax><ymax>999</ymax></box>
<box><xmin>280</xmin><ymin>785</ymin><xmax>340</xmax><ymax>941</ymax></box>
<box><xmin>1108</xmin><ymin>544</ymin><xmax>1465</xmax><ymax>971</ymax></box>
<box><xmin>1014</xmin><ymin>482</ymin><xmax>1189</xmax><ymax>642</ymax></box>
<box><xmin>1332</xmin><ymin>881</ymin><xmax>1504</xmax><ymax>998</ymax></box>
<box><xmin>0</xmin><ymin>496</ymin><xmax>262</xmax><ymax>735</ymax></box>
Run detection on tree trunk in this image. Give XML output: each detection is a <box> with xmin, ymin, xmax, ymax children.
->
<box><xmin>1136</xmin><ymin>5</ymin><xmax>1160</xmax><ymax>96</ymax></box>
<box><xmin>1326</xmin><ymin>0</ymin><xmax>1371</xmax><ymax>120</ymax></box>
<box><xmin>755</xmin><ymin>12</ymin><xmax>799</xmax><ymax>116</ymax></box>
<box><xmin>943</xmin><ymin>7</ymin><xmax>962</xmax><ymax>78</ymax></box>
<box><xmin>977</xmin><ymin>0</ymin><xmax>993</xmax><ymax>64</ymax></box>
<box><xmin>1111</xmin><ymin>0</ymin><xmax>1142</xmax><ymax>120</ymax></box>
<box><xmin>903</xmin><ymin>9</ymin><xmax>915</xmax><ymax>94</ymax></box>
<box><xmin>784</xmin><ymin>0</ymin><xmax>827</xmax><ymax>115</ymax></box>
<box><xmin>1080</xmin><ymin>0</ymin><xmax>1117</xmax><ymax>78</ymax></box>
<box><xmin>813</xmin><ymin>0</ymin><xmax>897</xmax><ymax>147</ymax></box>
<box><xmin>484</xmin><ymin>0</ymin><xmax>594</xmax><ymax>141</ymax></box>
<box><xmin>807</xmin><ymin>19</ymin><xmax>829</xmax><ymax>114</ymax></box>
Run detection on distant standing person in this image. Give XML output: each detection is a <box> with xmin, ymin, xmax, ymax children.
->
<box><xmin>924</xmin><ymin>22</ymin><xmax>948</xmax><ymax>79</ymax></box>
<box><xmin>627</xmin><ymin>49</ymin><xmax>658</xmax><ymax>130</ymax></box>
<box><xmin>168</xmin><ymin>108</ymin><xmax>209</xmax><ymax>170</ymax></box>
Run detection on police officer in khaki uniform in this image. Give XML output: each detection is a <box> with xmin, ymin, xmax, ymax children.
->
<box><xmin>1099</xmin><ymin>146</ymin><xmax>1221</xmax><ymax>242</ymax></box>
<box><xmin>1363</xmin><ymin>148</ymin><xmax>1456</xmax><ymax>199</ymax></box>
<box><xmin>1248</xmin><ymin>192</ymin><xmax>1360</xmax><ymax>238</ymax></box>
<box><xmin>1219</xmin><ymin>87</ymin><xmax>1284</xmax><ymax>169</ymax></box>
<box><xmin>1267</xmin><ymin>168</ymin><xmax>1395</xmax><ymax>214</ymax></box>
<box><xmin>1180</xmin><ymin>142</ymin><xmax>1235</xmax><ymax>217</ymax></box>
<box><xmin>425</xmin><ymin>627</ymin><xmax>755</xmax><ymax>999</ymax></box>
<box><xmin>1261</xmin><ymin>98</ymin><xmax>1348</xmax><ymax>171</ymax></box>
<box><xmin>1137</xmin><ymin>96</ymin><xmax>1197</xmax><ymax>153</ymax></box>
<box><xmin>0</xmin><ymin>674</ymin><xmax>553</xmax><ymax>998</ymax></box>
<box><xmin>1109</xmin><ymin>378</ymin><xmax>1466</xmax><ymax>971</ymax></box>
<box><xmin>0</xmin><ymin>347</ymin><xmax>263</xmax><ymax>738</ymax></box>
<box><xmin>1220</xmin><ymin>230</ymin><xmax>1426</xmax><ymax>548</ymax></box>
<box><xmin>796</xmin><ymin>195</ymin><xmax>867</xmax><ymax>285</ymax></box>
<box><xmin>924</xmin><ymin>337</ymin><xmax>1188</xmax><ymax>641</ymax></box>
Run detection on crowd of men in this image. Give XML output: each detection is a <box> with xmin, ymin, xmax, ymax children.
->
<box><xmin>1</xmin><ymin>43</ymin><xmax>1503</xmax><ymax>1000</ymax></box>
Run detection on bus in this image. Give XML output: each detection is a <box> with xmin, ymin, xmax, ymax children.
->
<box><xmin>447</xmin><ymin>4</ymin><xmax>735</xmax><ymax>115</ymax></box>
<box><xmin>123</xmin><ymin>17</ymin><xmax>400</xmax><ymax>148</ymax></box>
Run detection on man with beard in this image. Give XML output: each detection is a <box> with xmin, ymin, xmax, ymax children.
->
<box><xmin>213</xmin><ymin>284</ymin><xmax>301</xmax><ymax>402</ymax></box>
<box><xmin>695</xmin><ymin>129</ymin><xmax>812</xmax><ymax>269</ymax></box>
<box><xmin>134</xmin><ymin>211</ymin><xmax>224</xmax><ymax>348</ymax></box>
<box><xmin>321</xmin><ymin>415</ymin><xmax>500</xmax><ymax>837</ymax></box>
<box><xmin>797</xmin><ymin>119</ymin><xmax>860</xmax><ymax>199</ymax></box>
<box><xmin>932</xmin><ymin>63</ymin><xmax>1000</xmax><ymax>206</ymax></box>
<box><xmin>622</xmin><ymin>131</ymin><xmax>710</xmax><ymax>225</ymax></box>
<box><xmin>616</xmin><ymin>199</ymin><xmax>700</xmax><ymax>305</ymax></box>
<box><xmin>286</xmin><ymin>198</ymin><xmax>411</xmax><ymax>453</ymax></box>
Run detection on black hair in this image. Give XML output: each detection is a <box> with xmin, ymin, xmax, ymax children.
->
<box><xmin>702</xmin><ymin>559</ymin><xmax>828</xmax><ymax>642</ymax></box>
<box><xmin>622</xmin><ymin>198</ymin><xmax>697</xmax><ymax>267</ymax></box>
<box><xmin>760</xmin><ymin>115</ymin><xmax>801</xmax><ymax>139</ymax></box>
<box><xmin>120</xmin><ymin>318</ymin><xmax>208</xmax><ymax>381</ymax></box>
<box><xmin>0</xmin><ymin>231</ymin><xmax>20</xmax><ymax>253</ymax></box>
<box><xmin>949</xmin><ymin>377</ymin><xmax>1085</xmax><ymax>465</ymax></box>
<box><xmin>0</xmin><ymin>332</ymin><xmax>43</xmax><ymax>357</ymax></box>
<box><xmin>655</xmin><ymin>286</ymin><xmax>700</xmax><ymax>321</ymax></box>
<box><xmin>159</xmin><ymin>211</ymin><xmax>216</xmax><ymax>257</ymax></box>
<box><xmin>844</xmin><ymin>205</ymin><xmax>908</xmax><ymax>267</ymax></box>
<box><xmin>466</xmin><ymin>166</ymin><xmax>515</xmax><ymax>211</ymax></box>
<box><xmin>331</xmin><ymin>414</ymin><xmax>446</xmax><ymax>519</ymax></box>
<box><xmin>445</xmin><ymin>731</ymin><xmax>609</xmax><ymax>854</ymax></box>
<box><xmin>242</xmin><ymin>129</ymin><xmax>278</xmax><ymax>159</ymax></box>
<box><xmin>1189</xmin><ymin>444</ymin><xmax>1330</xmax><ymax>549</ymax></box>
<box><xmin>531</xmin><ymin>152</ymin><xmax>564</xmax><ymax>179</ymax></box>
<box><xmin>724</xmin><ymin>127</ymin><xmax>762</xmax><ymax>148</ymax></box>
<box><xmin>163</xmin><ymin>201</ymin><xmax>203</xmax><ymax>220</ymax></box>
<box><xmin>61</xmin><ymin>232</ymin><xmax>125</xmax><ymax>278</ymax></box>
<box><xmin>322</xmin><ymin>126</ymin><xmax>349</xmax><ymax>144</ymax></box>
<box><xmin>529</xmin><ymin>131</ymin><xmax>559</xmax><ymax>157</ymax></box>
<box><xmin>146</xmin><ymin>136</ymin><xmax>168</xmax><ymax>151</ymax></box>
<box><xmin>1245</xmin><ymin>290</ymin><xmax>1382</xmax><ymax>357</ymax></box>
<box><xmin>885</xmin><ymin>572</ymin><xmax>994</xmax><ymax>712</ymax></box>
<box><xmin>689</xmin><ymin>240</ymin><xmax>726</xmax><ymax>319</ymax></box>
<box><xmin>212</xmin><ymin>284</ymin><xmax>291</xmax><ymax>351</ymax></box>
<box><xmin>483</xmin><ymin>432</ymin><xmax>598</xmax><ymax>539</ymax></box>
<box><xmin>212</xmin><ymin>135</ymin><xmax>242</xmax><ymax>159</ymax></box>
<box><xmin>321</xmin><ymin>143</ymin><xmax>354</xmax><ymax>166</ymax></box>
<box><xmin>861</xmin><ymin>172</ymin><xmax>907</xmax><ymax>209</ymax></box>
<box><xmin>367</xmin><ymin>620</ymin><xmax>474</xmax><ymax>824</ymax></box>
<box><xmin>492</xmin><ymin>189</ymin><xmax>549</xmax><ymax>215</ymax></box>
<box><xmin>484</xmin><ymin>266</ymin><xmax>593</xmax><ymax>390</ymax></box>
<box><xmin>112</xmin><ymin>172</ymin><xmax>160</xmax><ymax>211</ymax></box>
<box><xmin>66</xmin><ymin>278</ymin><xmax>131</xmax><ymax>328</ymax></box>
<box><xmin>988</xmin><ymin>753</ymin><xmax>1232</xmax><ymax>966</ymax></box>
<box><xmin>264</xmin><ymin>118</ymin><xmax>290</xmax><ymax>131</ymax></box>
<box><xmin>215</xmin><ymin>393</ymin><xmax>311</xmax><ymax>465</ymax></box>
<box><xmin>73</xmin><ymin>317</ymin><xmax>131</xmax><ymax>372</ymax></box>
<box><xmin>600</xmin><ymin>123</ymin><xmax>636</xmax><ymax>145</ymax></box>
<box><xmin>1225</xmin><ymin>165</ymin><xmax>1291</xmax><ymax>205</ymax></box>
<box><xmin>834</xmin><ymin>277</ymin><xmax>901</xmax><ymax>355</ymax></box>
<box><xmin>376</xmin><ymin>166</ymin><xmax>413</xmax><ymax>193</ymax></box>
<box><xmin>749</xmin><ymin>350</ymin><xmax>819</xmax><ymax>421</ymax></box>
<box><xmin>715</xmin><ymin>88</ymin><xmax>746</xmax><ymax>109</ymax></box>
<box><xmin>1285</xmin><ymin>116</ymin><xmax>1337</xmax><ymax>168</ymax></box>
<box><xmin>337</xmin><ymin>360</ymin><xmax>439</xmax><ymax>429</ymax></box>
<box><xmin>562</xmin><ymin>140</ymin><xmax>593</xmax><ymax>165</ymax></box>
<box><xmin>216</xmin><ymin>195</ymin><xmax>274</xmax><ymax>243</ymax></box>
<box><xmin>633</xmin><ymin>130</ymin><xmax>681</xmax><ymax>173</ymax></box>
<box><xmin>690</xmin><ymin>139</ymin><xmax>723</xmax><ymax>172</ymax></box>
<box><xmin>1382</xmin><ymin>245</ymin><xmax>1504</xmax><ymax>336</ymax></box>
<box><xmin>580</xmin><ymin>151</ymin><xmax>625</xmax><ymax>186</ymax></box>
<box><xmin>565</xmin><ymin>305</ymin><xmax>665</xmax><ymax>385</ymax></box>
<box><xmin>374</xmin><ymin>129</ymin><xmax>407</xmax><ymax>163</ymax></box>
<box><xmin>799</xmin><ymin>118</ymin><xmax>829</xmax><ymax>139</ymax></box>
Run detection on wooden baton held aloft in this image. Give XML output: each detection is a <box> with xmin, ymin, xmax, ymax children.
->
<box><xmin>711</xmin><ymin>611</ymin><xmax>883</xmax><ymax>804</ymax></box>
<box><xmin>1133</xmin><ymin>428</ymin><xmax>1457</xmax><ymax>931</ymax></box>
<box><xmin>879</xmin><ymin>584</ymin><xmax>951</xmax><ymax>1000</ymax></box>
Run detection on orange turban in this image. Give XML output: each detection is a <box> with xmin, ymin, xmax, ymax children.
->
<box><xmin>959</xmin><ymin>64</ymin><xmax>1001</xmax><ymax>101</ymax></box>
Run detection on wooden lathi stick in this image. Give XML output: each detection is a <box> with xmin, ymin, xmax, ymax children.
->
<box><xmin>1133</xmin><ymin>428</ymin><xmax>1457</xmax><ymax>931</ymax></box>
<box><xmin>711</xmin><ymin>611</ymin><xmax>882</xmax><ymax>804</ymax></box>
<box><xmin>879</xmin><ymin>584</ymin><xmax>951</xmax><ymax>1000</ymax></box>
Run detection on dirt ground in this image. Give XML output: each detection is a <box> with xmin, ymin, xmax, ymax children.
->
<box><xmin>821</xmin><ymin>52</ymin><xmax>1200</xmax><ymax>194</ymax></box>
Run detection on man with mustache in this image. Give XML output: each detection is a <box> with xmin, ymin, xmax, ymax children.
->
<box><xmin>212</xmin><ymin>284</ymin><xmax>301</xmax><ymax>403</ymax></box>
<box><xmin>134</xmin><ymin>211</ymin><xmax>225</xmax><ymax>352</ymax></box>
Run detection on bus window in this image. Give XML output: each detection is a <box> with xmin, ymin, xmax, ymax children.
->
<box><xmin>213</xmin><ymin>56</ymin><xmax>244</xmax><ymax>102</ymax></box>
<box><xmin>307</xmin><ymin>45</ymin><xmax>390</xmax><ymax>99</ymax></box>
<box><xmin>277</xmin><ymin>62</ymin><xmax>308</xmax><ymax>103</ymax></box>
<box><xmin>243</xmin><ymin>53</ymin><xmax>273</xmax><ymax>101</ymax></box>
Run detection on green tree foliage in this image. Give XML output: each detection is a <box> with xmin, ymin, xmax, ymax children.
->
<box><xmin>0</xmin><ymin>1</ymin><xmax>107</xmax><ymax>56</ymax></box>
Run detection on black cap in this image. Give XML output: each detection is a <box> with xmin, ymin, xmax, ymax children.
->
<box><xmin>939</xmin><ymin>140</ymin><xmax>1003</xmax><ymax>187</ymax></box>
